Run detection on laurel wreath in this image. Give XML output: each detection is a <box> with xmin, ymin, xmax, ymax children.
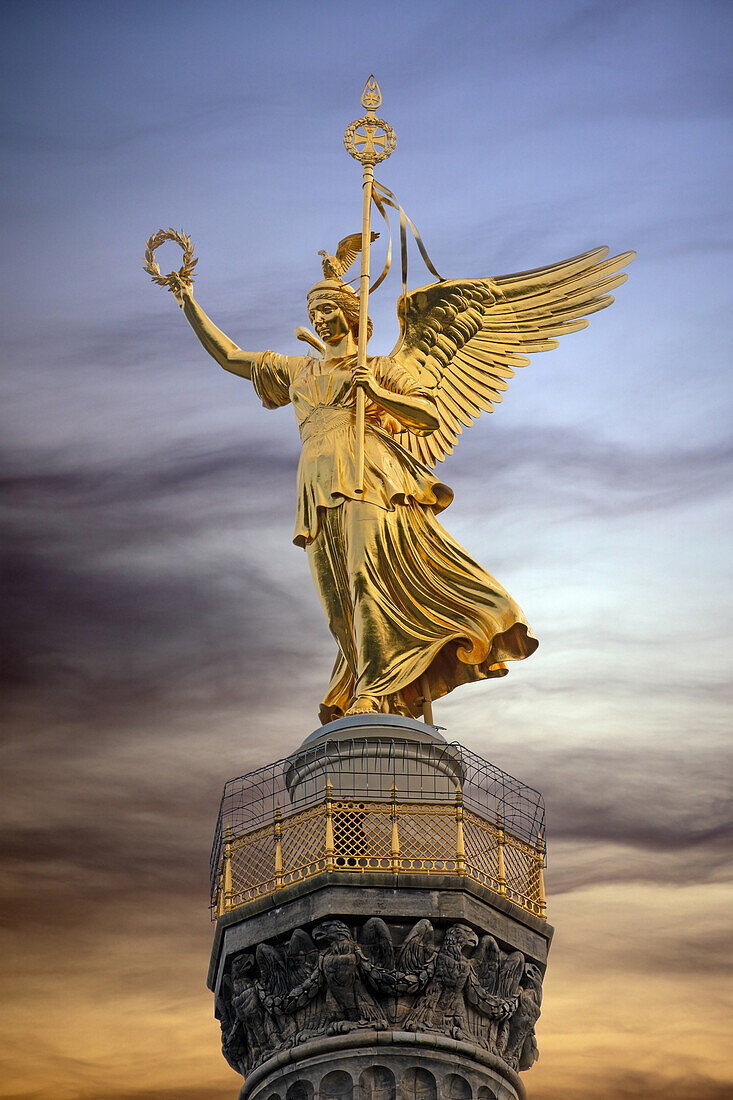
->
<box><xmin>343</xmin><ymin>117</ymin><xmax>396</xmax><ymax>166</ymax></box>
<box><xmin>143</xmin><ymin>227</ymin><xmax>198</xmax><ymax>292</ymax></box>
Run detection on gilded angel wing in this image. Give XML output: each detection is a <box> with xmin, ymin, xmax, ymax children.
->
<box><xmin>392</xmin><ymin>246</ymin><xmax>635</xmax><ymax>467</ymax></box>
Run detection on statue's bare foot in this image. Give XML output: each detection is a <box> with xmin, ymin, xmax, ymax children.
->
<box><xmin>345</xmin><ymin>695</ymin><xmax>381</xmax><ymax>715</ymax></box>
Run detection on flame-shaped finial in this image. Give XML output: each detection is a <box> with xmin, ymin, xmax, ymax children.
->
<box><xmin>361</xmin><ymin>74</ymin><xmax>382</xmax><ymax>112</ymax></box>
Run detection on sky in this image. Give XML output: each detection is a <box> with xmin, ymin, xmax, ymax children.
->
<box><xmin>1</xmin><ymin>0</ymin><xmax>732</xmax><ymax>1097</ymax></box>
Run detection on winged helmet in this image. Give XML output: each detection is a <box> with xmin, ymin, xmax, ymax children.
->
<box><xmin>318</xmin><ymin>231</ymin><xmax>380</xmax><ymax>280</ymax></box>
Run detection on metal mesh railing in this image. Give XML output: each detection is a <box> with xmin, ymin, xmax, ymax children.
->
<box><xmin>211</xmin><ymin>737</ymin><xmax>544</xmax><ymax>887</ymax></box>
<box><xmin>210</xmin><ymin>738</ymin><xmax>546</xmax><ymax>921</ymax></box>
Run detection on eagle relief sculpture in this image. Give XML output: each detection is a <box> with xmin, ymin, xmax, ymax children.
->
<box><xmin>215</xmin><ymin>917</ymin><xmax>543</xmax><ymax>1076</ymax></box>
<box><xmin>144</xmin><ymin>81</ymin><xmax>633</xmax><ymax>724</ymax></box>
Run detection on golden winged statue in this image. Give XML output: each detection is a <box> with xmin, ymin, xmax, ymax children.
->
<box><xmin>170</xmin><ymin>243</ymin><xmax>633</xmax><ymax>722</ymax></box>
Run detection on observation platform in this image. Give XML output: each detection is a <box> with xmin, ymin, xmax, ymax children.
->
<box><xmin>210</xmin><ymin>715</ymin><xmax>546</xmax><ymax>922</ymax></box>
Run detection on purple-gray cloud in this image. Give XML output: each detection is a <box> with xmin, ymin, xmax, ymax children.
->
<box><xmin>1</xmin><ymin>1</ymin><xmax>732</xmax><ymax>1096</ymax></box>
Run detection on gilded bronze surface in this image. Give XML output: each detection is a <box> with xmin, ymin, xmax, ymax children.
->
<box><xmin>145</xmin><ymin>78</ymin><xmax>634</xmax><ymax>723</ymax></box>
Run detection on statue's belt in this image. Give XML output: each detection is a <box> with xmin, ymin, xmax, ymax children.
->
<box><xmin>299</xmin><ymin>404</ymin><xmax>382</xmax><ymax>443</ymax></box>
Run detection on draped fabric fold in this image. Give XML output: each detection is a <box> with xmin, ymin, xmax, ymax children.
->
<box><xmin>250</xmin><ymin>349</ymin><xmax>538</xmax><ymax>721</ymax></box>
<box><xmin>312</xmin><ymin>497</ymin><xmax>537</xmax><ymax>724</ymax></box>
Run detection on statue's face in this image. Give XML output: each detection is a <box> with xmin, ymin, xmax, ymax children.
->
<box><xmin>309</xmin><ymin>298</ymin><xmax>351</xmax><ymax>345</ymax></box>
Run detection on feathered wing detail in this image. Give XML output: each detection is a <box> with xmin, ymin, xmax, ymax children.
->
<box><xmin>496</xmin><ymin>951</ymin><xmax>525</xmax><ymax>999</ymax></box>
<box><xmin>320</xmin><ymin>232</ymin><xmax>380</xmax><ymax>278</ymax></box>
<box><xmin>396</xmin><ymin>918</ymin><xmax>436</xmax><ymax>975</ymax></box>
<box><xmin>360</xmin><ymin>917</ymin><xmax>395</xmax><ymax>970</ymax></box>
<box><xmin>471</xmin><ymin>934</ymin><xmax>502</xmax><ymax>995</ymax></box>
<box><xmin>392</xmin><ymin>247</ymin><xmax>635</xmax><ymax>466</ymax></box>
<box><xmin>335</xmin><ymin>231</ymin><xmax>379</xmax><ymax>276</ymax></box>
<box><xmin>285</xmin><ymin>929</ymin><xmax>318</xmax><ymax>986</ymax></box>
<box><xmin>255</xmin><ymin>943</ymin><xmax>289</xmax><ymax>998</ymax></box>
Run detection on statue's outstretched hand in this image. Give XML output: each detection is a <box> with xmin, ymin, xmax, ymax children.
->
<box><xmin>168</xmin><ymin>272</ymin><xmax>192</xmax><ymax>308</ymax></box>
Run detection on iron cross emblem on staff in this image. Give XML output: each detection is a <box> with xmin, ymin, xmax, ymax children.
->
<box><xmin>343</xmin><ymin>76</ymin><xmax>397</xmax><ymax>166</ymax></box>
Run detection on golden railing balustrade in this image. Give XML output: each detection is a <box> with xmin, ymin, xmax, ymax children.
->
<box><xmin>212</xmin><ymin>778</ymin><xmax>546</xmax><ymax>921</ymax></box>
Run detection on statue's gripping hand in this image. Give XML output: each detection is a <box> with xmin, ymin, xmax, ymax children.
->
<box><xmin>168</xmin><ymin>271</ymin><xmax>193</xmax><ymax>308</ymax></box>
<box><xmin>352</xmin><ymin>360</ymin><xmax>378</xmax><ymax>395</ymax></box>
<box><xmin>353</xmin><ymin>359</ymin><xmax>439</xmax><ymax>435</ymax></box>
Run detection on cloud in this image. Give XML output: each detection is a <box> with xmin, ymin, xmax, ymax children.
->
<box><xmin>2</xmin><ymin>4</ymin><xmax>732</xmax><ymax>1096</ymax></box>
<box><xmin>534</xmin><ymin>1073</ymin><xmax>733</xmax><ymax>1100</ymax></box>
<box><xmin>2</xmin><ymin>406</ymin><xmax>731</xmax><ymax>917</ymax></box>
<box><xmin>449</xmin><ymin>422</ymin><xmax>733</xmax><ymax>518</ymax></box>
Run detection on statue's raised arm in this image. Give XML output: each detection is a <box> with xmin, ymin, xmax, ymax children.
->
<box><xmin>143</xmin><ymin>227</ymin><xmax>297</xmax><ymax>382</ymax></box>
<box><xmin>175</xmin><ymin>280</ymin><xmax>263</xmax><ymax>381</ymax></box>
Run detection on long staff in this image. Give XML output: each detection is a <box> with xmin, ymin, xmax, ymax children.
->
<box><xmin>344</xmin><ymin>76</ymin><xmax>396</xmax><ymax>493</ymax></box>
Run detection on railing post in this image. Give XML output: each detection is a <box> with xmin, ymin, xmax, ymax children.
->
<box><xmin>496</xmin><ymin>811</ymin><xmax>507</xmax><ymax>896</ymax></box>
<box><xmin>390</xmin><ymin>783</ymin><xmax>400</xmax><ymax>874</ymax></box>
<box><xmin>325</xmin><ymin>777</ymin><xmax>335</xmax><ymax>872</ymax></box>
<box><xmin>535</xmin><ymin>829</ymin><xmax>547</xmax><ymax>919</ymax></box>
<box><xmin>274</xmin><ymin>803</ymin><xmax>283</xmax><ymax>890</ymax></box>
<box><xmin>214</xmin><ymin>872</ymin><xmax>224</xmax><ymax>918</ymax></box>
<box><xmin>222</xmin><ymin>830</ymin><xmax>234</xmax><ymax>912</ymax></box>
<box><xmin>454</xmin><ymin>782</ymin><xmax>466</xmax><ymax>874</ymax></box>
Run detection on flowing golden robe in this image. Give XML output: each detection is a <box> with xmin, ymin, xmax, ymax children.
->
<box><xmin>251</xmin><ymin>351</ymin><xmax>537</xmax><ymax>721</ymax></box>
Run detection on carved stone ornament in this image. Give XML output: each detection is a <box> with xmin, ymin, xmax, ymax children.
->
<box><xmin>216</xmin><ymin>918</ymin><xmax>543</xmax><ymax>1079</ymax></box>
